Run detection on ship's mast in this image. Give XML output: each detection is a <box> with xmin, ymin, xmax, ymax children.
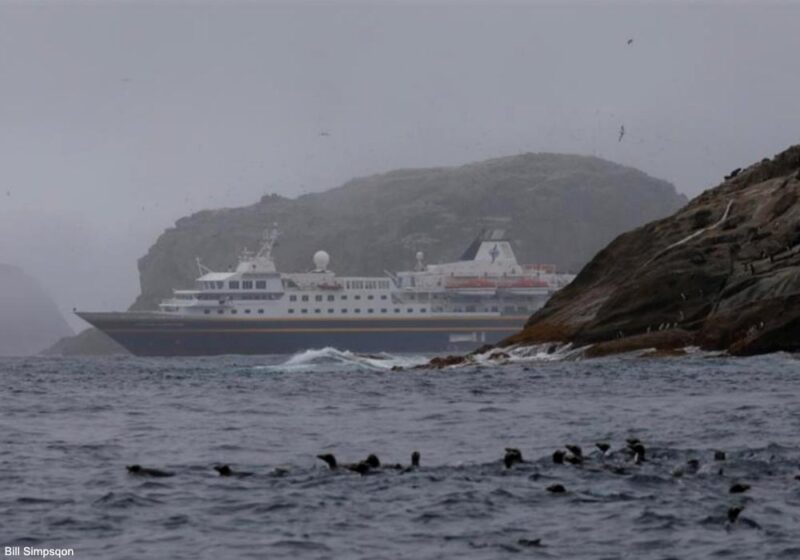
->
<box><xmin>255</xmin><ymin>225</ymin><xmax>280</xmax><ymax>261</ymax></box>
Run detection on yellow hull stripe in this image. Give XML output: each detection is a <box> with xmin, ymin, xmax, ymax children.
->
<box><xmin>108</xmin><ymin>326</ymin><xmax>519</xmax><ymax>334</ymax></box>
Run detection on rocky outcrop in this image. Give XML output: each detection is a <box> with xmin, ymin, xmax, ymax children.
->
<box><xmin>42</xmin><ymin>328</ymin><xmax>128</xmax><ymax>356</ymax></box>
<box><xmin>0</xmin><ymin>264</ymin><xmax>73</xmax><ymax>356</ymax></box>
<box><xmin>131</xmin><ymin>153</ymin><xmax>685</xmax><ymax>311</ymax></box>
<box><xmin>506</xmin><ymin>144</ymin><xmax>800</xmax><ymax>356</ymax></box>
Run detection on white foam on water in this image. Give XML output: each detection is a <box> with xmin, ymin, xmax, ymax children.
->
<box><xmin>258</xmin><ymin>347</ymin><xmax>430</xmax><ymax>372</ymax></box>
<box><xmin>466</xmin><ymin>343</ymin><xmax>585</xmax><ymax>366</ymax></box>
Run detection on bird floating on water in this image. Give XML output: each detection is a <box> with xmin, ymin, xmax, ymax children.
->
<box><xmin>126</xmin><ymin>464</ymin><xmax>174</xmax><ymax>478</ymax></box>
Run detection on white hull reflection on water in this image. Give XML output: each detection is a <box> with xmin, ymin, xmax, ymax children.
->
<box><xmin>2</xmin><ymin>351</ymin><xmax>800</xmax><ymax>559</ymax></box>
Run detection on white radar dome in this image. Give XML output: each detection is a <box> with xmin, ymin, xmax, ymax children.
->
<box><xmin>313</xmin><ymin>250</ymin><xmax>330</xmax><ymax>271</ymax></box>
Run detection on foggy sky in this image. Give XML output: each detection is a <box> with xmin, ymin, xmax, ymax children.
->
<box><xmin>1</xmin><ymin>1</ymin><xmax>798</xmax><ymax>331</ymax></box>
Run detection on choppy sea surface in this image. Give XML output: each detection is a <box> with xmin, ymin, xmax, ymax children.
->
<box><xmin>2</xmin><ymin>348</ymin><xmax>800</xmax><ymax>560</ymax></box>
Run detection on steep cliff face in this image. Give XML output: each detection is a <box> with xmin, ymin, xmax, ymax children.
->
<box><xmin>131</xmin><ymin>153</ymin><xmax>686</xmax><ymax>311</ymax></box>
<box><xmin>0</xmin><ymin>264</ymin><xmax>73</xmax><ymax>356</ymax></box>
<box><xmin>507</xmin><ymin>145</ymin><xmax>800</xmax><ymax>356</ymax></box>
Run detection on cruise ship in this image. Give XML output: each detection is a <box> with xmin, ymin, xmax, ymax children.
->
<box><xmin>77</xmin><ymin>228</ymin><xmax>574</xmax><ymax>356</ymax></box>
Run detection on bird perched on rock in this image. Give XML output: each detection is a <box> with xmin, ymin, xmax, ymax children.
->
<box><xmin>730</xmin><ymin>482</ymin><xmax>751</xmax><ymax>494</ymax></box>
<box><xmin>725</xmin><ymin>168</ymin><xmax>742</xmax><ymax>180</ymax></box>
<box><xmin>126</xmin><ymin>465</ymin><xmax>175</xmax><ymax>478</ymax></box>
<box><xmin>504</xmin><ymin>448</ymin><xmax>524</xmax><ymax>469</ymax></box>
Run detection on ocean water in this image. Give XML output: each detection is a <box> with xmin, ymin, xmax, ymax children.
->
<box><xmin>2</xmin><ymin>349</ymin><xmax>800</xmax><ymax>560</ymax></box>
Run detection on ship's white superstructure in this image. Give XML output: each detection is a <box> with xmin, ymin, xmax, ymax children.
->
<box><xmin>156</xmin><ymin>228</ymin><xmax>574</xmax><ymax>320</ymax></box>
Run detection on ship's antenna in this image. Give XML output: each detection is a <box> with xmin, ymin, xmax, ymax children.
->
<box><xmin>196</xmin><ymin>256</ymin><xmax>212</xmax><ymax>276</ymax></box>
<box><xmin>415</xmin><ymin>251</ymin><xmax>425</xmax><ymax>271</ymax></box>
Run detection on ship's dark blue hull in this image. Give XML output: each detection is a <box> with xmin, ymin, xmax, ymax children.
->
<box><xmin>77</xmin><ymin>312</ymin><xmax>528</xmax><ymax>356</ymax></box>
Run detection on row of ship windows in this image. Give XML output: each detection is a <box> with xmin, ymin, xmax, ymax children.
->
<box><xmin>200</xmin><ymin>281</ymin><xmax>269</xmax><ymax>290</ymax></box>
<box><xmin>202</xmin><ymin>308</ymin><xmax>426</xmax><ymax>315</ymax></box>
<box><xmin>289</xmin><ymin>294</ymin><xmax>388</xmax><ymax>302</ymax></box>
<box><xmin>201</xmin><ymin>280</ymin><xmax>392</xmax><ymax>291</ymax></box>
<box><xmin>344</xmin><ymin>280</ymin><xmax>391</xmax><ymax>290</ymax></box>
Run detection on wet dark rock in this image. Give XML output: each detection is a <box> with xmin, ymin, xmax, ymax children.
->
<box><xmin>505</xmin><ymin>144</ymin><xmax>800</xmax><ymax>357</ymax></box>
<box><xmin>546</xmin><ymin>483</ymin><xmax>566</xmax><ymax>493</ymax></box>
<box><xmin>425</xmin><ymin>355</ymin><xmax>468</xmax><ymax>369</ymax></box>
<box><xmin>552</xmin><ymin>450</ymin><xmax>566</xmax><ymax>464</ymax></box>
<box><xmin>470</xmin><ymin>344</ymin><xmax>495</xmax><ymax>356</ymax></box>
<box><xmin>714</xmin><ymin>450</ymin><xmax>727</xmax><ymax>461</ymax></box>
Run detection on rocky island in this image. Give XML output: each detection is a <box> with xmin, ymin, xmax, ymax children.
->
<box><xmin>505</xmin><ymin>144</ymin><xmax>800</xmax><ymax>357</ymax></box>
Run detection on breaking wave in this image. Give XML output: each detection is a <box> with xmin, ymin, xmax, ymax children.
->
<box><xmin>260</xmin><ymin>347</ymin><xmax>430</xmax><ymax>372</ymax></box>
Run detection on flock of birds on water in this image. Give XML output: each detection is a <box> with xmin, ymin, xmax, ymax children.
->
<box><xmin>125</xmin><ymin>436</ymin><xmax>800</xmax><ymax>535</ymax></box>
